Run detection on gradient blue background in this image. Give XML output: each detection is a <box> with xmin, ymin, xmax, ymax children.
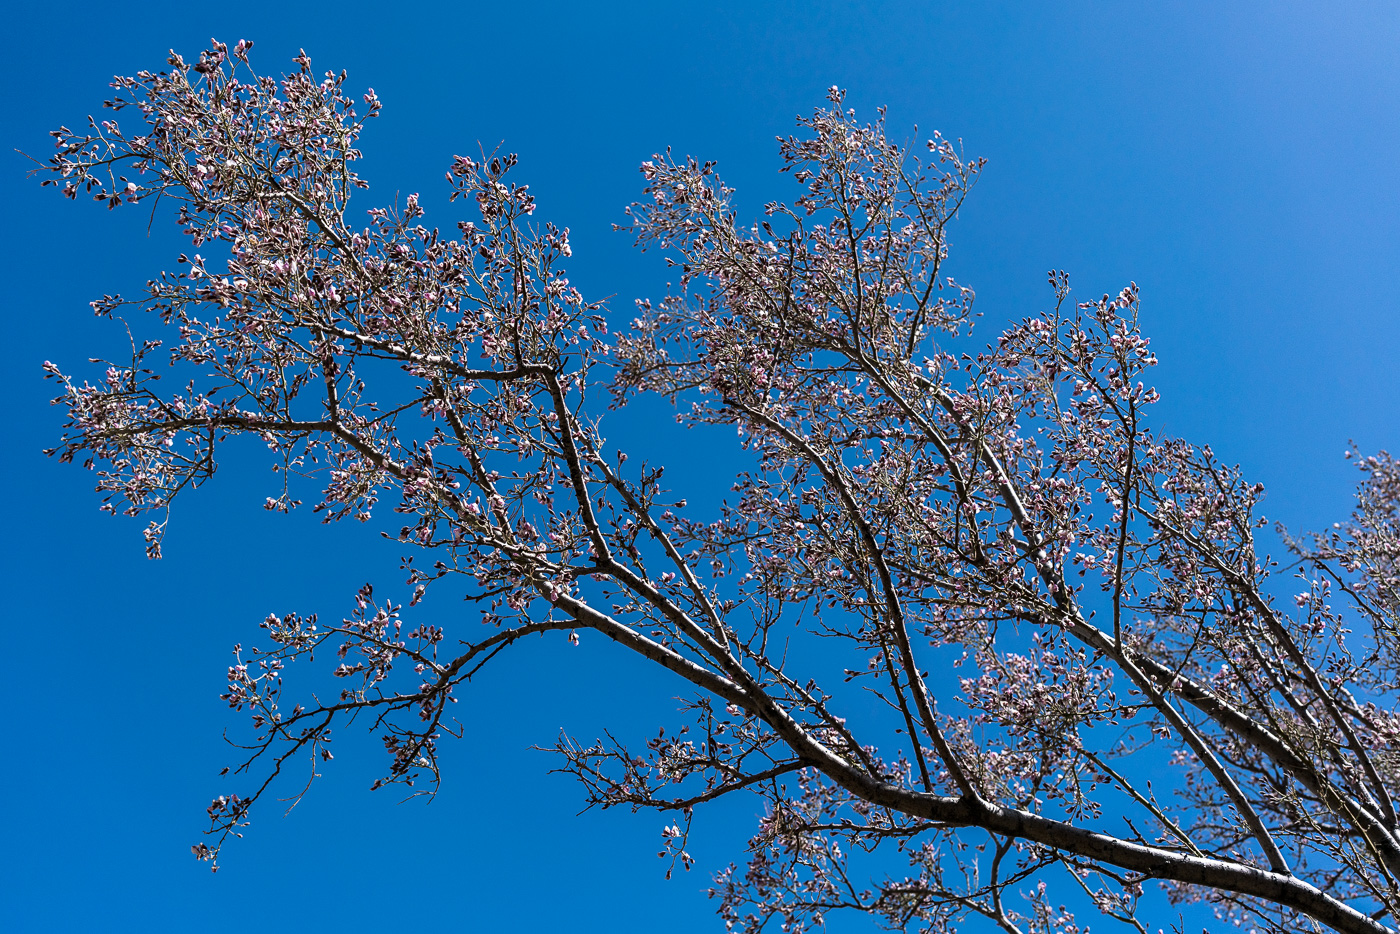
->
<box><xmin>3</xmin><ymin>2</ymin><xmax>1397</xmax><ymax>931</ymax></box>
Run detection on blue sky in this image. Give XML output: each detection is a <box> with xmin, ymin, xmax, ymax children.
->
<box><xmin>2</xmin><ymin>2</ymin><xmax>1397</xmax><ymax>931</ymax></box>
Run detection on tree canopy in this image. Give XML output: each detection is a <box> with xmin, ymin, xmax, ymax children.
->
<box><xmin>36</xmin><ymin>41</ymin><xmax>1400</xmax><ymax>934</ymax></box>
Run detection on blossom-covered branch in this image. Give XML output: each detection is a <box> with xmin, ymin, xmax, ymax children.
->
<box><xmin>36</xmin><ymin>44</ymin><xmax>1400</xmax><ymax>934</ymax></box>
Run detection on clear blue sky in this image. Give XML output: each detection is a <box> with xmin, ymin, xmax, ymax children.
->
<box><xmin>2</xmin><ymin>2</ymin><xmax>1397</xmax><ymax>931</ymax></box>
